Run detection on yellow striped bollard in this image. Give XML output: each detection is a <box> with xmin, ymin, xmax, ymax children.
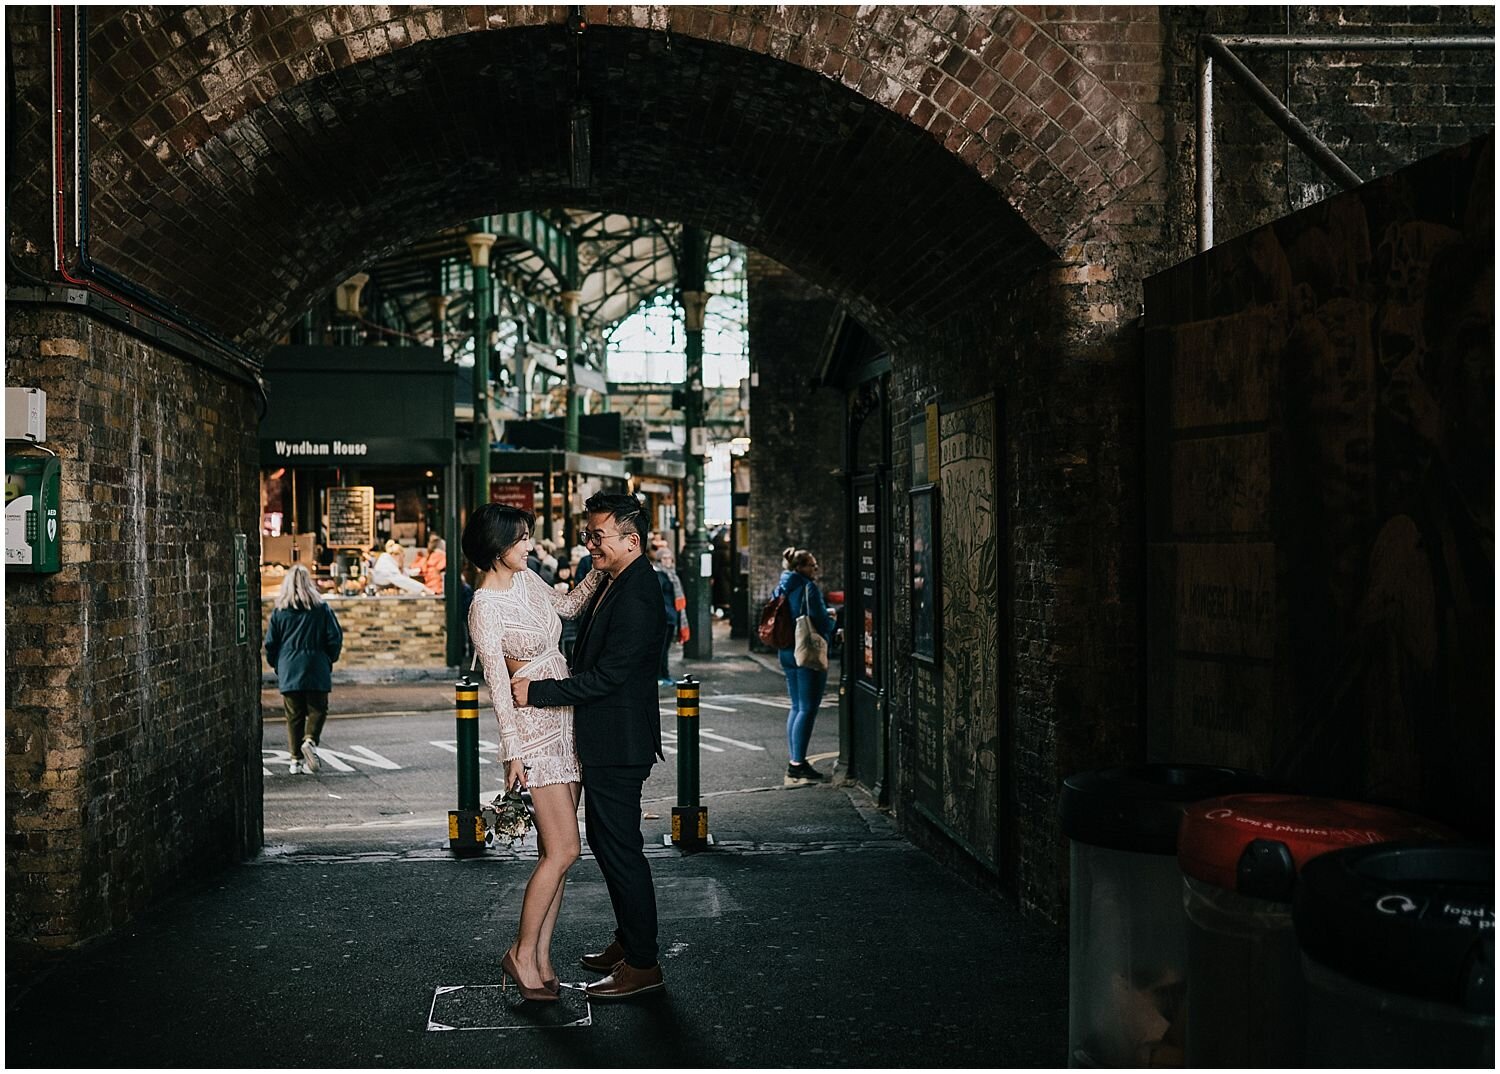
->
<box><xmin>670</xmin><ymin>674</ymin><xmax>710</xmax><ymax>850</ymax></box>
<box><xmin>448</xmin><ymin>673</ymin><xmax>487</xmax><ymax>857</ymax></box>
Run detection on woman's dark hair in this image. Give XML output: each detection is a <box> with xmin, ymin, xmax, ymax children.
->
<box><xmin>461</xmin><ymin>503</ymin><xmax>534</xmax><ymax>572</ymax></box>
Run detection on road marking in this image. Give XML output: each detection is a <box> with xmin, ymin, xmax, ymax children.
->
<box><xmin>261</xmin><ymin>746</ymin><xmax>403</xmax><ymax>773</ymax></box>
<box><xmin>430</xmin><ymin>739</ymin><xmax>498</xmax><ymax>764</ymax></box>
<box><xmin>428</xmin><ymin>984</ymin><xmax>592</xmax><ymax>1031</ymax></box>
<box><xmin>711</xmin><ymin>695</ymin><xmax>788</xmax><ymax>709</ymax></box>
<box><xmin>697</xmin><ymin>700</ymin><xmax>737</xmax><ymax>712</ymax></box>
<box><xmin>699</xmin><ymin>729</ymin><xmax>765</xmax><ymax>751</ymax></box>
<box><xmin>661</xmin><ymin>730</ymin><xmax>725</xmax><ymax>752</ymax></box>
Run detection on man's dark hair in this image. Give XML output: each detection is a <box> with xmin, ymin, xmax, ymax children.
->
<box><xmin>584</xmin><ymin>492</ymin><xmax>647</xmax><ymax>537</ymax></box>
<box><xmin>461</xmin><ymin>503</ymin><xmax>533</xmax><ymax>572</ymax></box>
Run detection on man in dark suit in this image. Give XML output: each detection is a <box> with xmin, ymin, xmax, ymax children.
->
<box><xmin>511</xmin><ymin>492</ymin><xmax>667</xmax><ymax>999</ymax></box>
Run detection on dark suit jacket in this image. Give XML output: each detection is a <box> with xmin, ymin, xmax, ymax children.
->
<box><xmin>528</xmin><ymin>554</ymin><xmax>666</xmax><ymax>766</ymax></box>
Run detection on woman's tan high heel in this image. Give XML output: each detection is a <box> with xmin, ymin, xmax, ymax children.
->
<box><xmin>544</xmin><ymin>976</ymin><xmax>559</xmax><ymax>995</ymax></box>
<box><xmin>501</xmin><ymin>950</ymin><xmax>557</xmax><ymax>1002</ymax></box>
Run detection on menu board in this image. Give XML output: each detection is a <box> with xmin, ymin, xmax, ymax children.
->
<box><xmin>326</xmin><ymin>486</ymin><xmax>375</xmax><ymax>549</ymax></box>
<box><xmin>855</xmin><ymin>485</ymin><xmax>879</xmax><ymax>682</ymax></box>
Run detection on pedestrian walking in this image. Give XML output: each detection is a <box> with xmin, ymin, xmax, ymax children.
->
<box><xmin>652</xmin><ymin>547</ymin><xmax>688</xmax><ymax>685</ymax></box>
<box><xmin>264</xmin><ymin>564</ymin><xmax>344</xmax><ymax>775</ymax></box>
<box><xmin>512</xmin><ymin>492</ymin><xmax>668</xmax><ymax>1000</ymax></box>
<box><xmin>465</xmin><ymin>503</ymin><xmax>605</xmax><ymax>1002</ymax></box>
<box><xmin>774</xmin><ymin>547</ymin><xmax>836</xmax><ymax>785</ymax></box>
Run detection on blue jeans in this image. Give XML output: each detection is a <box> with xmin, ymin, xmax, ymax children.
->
<box><xmin>779</xmin><ymin>650</ymin><xmax>828</xmax><ymax>763</ymax></box>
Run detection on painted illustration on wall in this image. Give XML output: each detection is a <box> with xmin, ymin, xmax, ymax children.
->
<box><xmin>935</xmin><ymin>395</ymin><xmax>1000</xmax><ymax>869</ymax></box>
<box><xmin>1145</xmin><ymin>138</ymin><xmax>1493</xmax><ymax>838</ymax></box>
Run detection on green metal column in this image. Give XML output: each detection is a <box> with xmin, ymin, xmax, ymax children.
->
<box><xmin>679</xmin><ymin>225</ymin><xmax>713</xmax><ymax>660</ymax></box>
<box><xmin>562</xmin><ymin>289</ymin><xmax>582</xmax><ymax>454</ymax></box>
<box><xmin>562</xmin><ymin>232</ymin><xmax>583</xmax><ymax>454</ymax></box>
<box><xmin>431</xmin><ymin>293</ymin><xmax>463</xmax><ymax>669</ymax></box>
<box><xmin>514</xmin><ymin>308</ymin><xmax>531</xmax><ymax>418</ymax></box>
<box><xmin>466</xmin><ymin>230</ymin><xmax>497</xmax><ymax>509</ymax></box>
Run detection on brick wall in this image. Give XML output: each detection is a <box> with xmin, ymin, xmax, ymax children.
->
<box><xmin>745</xmin><ymin>253</ymin><xmax>846</xmax><ymax>610</ymax></box>
<box><xmin>5</xmin><ymin>305</ymin><xmax>262</xmax><ymax>950</ymax></box>
<box><xmin>1160</xmin><ymin>6</ymin><xmax>1496</xmax><ymax>254</ymax></box>
<box><xmin>260</xmin><ymin>595</ymin><xmax>447</xmax><ymax>670</ymax></box>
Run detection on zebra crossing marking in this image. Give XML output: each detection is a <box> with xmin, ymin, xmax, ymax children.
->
<box><xmin>699</xmin><ymin>729</ymin><xmax>765</xmax><ymax>751</ymax></box>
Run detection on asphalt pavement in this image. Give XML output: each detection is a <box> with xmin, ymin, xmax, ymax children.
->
<box><xmin>7</xmin><ymin>622</ymin><xmax>1068</xmax><ymax>1068</ymax></box>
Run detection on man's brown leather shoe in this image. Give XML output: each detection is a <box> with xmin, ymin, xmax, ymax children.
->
<box><xmin>579</xmin><ymin>939</ymin><xmax>625</xmax><ymax>973</ymax></box>
<box><xmin>584</xmin><ymin>961</ymin><xmax>664</xmax><ymax>1000</ymax></box>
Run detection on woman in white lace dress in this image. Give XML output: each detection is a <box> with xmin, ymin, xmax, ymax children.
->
<box><xmin>462</xmin><ymin>503</ymin><xmax>603</xmax><ymax>1001</ymax></box>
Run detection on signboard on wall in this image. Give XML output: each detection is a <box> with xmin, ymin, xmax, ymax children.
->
<box><xmin>913</xmin><ymin>662</ymin><xmax>943</xmax><ymax>819</ymax></box>
<box><xmin>234</xmin><ymin>534</ymin><xmax>249</xmax><ymax>645</ymax></box>
<box><xmin>326</xmin><ymin>486</ymin><xmax>375</xmax><ymax>549</ymax></box>
<box><xmin>490</xmin><ymin>480</ymin><xmax>536</xmax><ymax>511</ymax></box>
<box><xmin>856</xmin><ymin>489</ymin><xmax>879</xmax><ymax>683</ymax></box>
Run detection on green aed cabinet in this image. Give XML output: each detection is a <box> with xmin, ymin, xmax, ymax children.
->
<box><xmin>5</xmin><ymin>453</ymin><xmax>61</xmax><ymax>573</ymax></box>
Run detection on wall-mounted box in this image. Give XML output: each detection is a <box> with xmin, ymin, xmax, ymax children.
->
<box><xmin>5</xmin><ymin>388</ymin><xmax>47</xmax><ymax>443</ymax></box>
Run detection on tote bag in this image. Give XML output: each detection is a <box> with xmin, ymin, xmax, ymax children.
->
<box><xmin>793</xmin><ymin>603</ymin><xmax>829</xmax><ymax>671</ymax></box>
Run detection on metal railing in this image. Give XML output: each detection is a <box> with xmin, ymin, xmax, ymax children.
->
<box><xmin>1197</xmin><ymin>33</ymin><xmax>1495</xmax><ymax>251</ymax></box>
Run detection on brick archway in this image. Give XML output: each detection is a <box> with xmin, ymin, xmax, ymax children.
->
<box><xmin>20</xmin><ymin>6</ymin><xmax>1165</xmax><ymax>349</ymax></box>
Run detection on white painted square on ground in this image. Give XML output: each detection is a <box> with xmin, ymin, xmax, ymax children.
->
<box><xmin>427</xmin><ymin>984</ymin><xmax>590</xmax><ymax>1031</ymax></box>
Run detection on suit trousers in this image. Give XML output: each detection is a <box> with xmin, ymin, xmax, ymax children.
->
<box><xmin>582</xmin><ymin>762</ymin><xmax>658</xmax><ymax>968</ymax></box>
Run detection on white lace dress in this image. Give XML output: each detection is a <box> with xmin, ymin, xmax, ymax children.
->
<box><xmin>468</xmin><ymin>568</ymin><xmax>604</xmax><ymax>787</ymax></box>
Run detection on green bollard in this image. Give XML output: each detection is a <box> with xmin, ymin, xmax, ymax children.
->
<box><xmin>448</xmin><ymin>673</ymin><xmax>486</xmax><ymax>857</ymax></box>
<box><xmin>671</xmin><ymin>675</ymin><xmax>709</xmax><ymax>850</ymax></box>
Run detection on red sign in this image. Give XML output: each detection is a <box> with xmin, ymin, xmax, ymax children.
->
<box><xmin>490</xmin><ymin>480</ymin><xmax>535</xmax><ymax>511</ymax></box>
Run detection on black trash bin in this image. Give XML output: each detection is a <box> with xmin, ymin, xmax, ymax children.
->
<box><xmin>1058</xmin><ymin>765</ymin><xmax>1280</xmax><ymax>1068</ymax></box>
<box><xmin>1295</xmin><ymin>842</ymin><xmax>1494</xmax><ymax>1068</ymax></box>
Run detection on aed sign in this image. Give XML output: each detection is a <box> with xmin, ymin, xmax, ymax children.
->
<box><xmin>5</xmin><ymin>453</ymin><xmax>61</xmax><ymax>574</ymax></box>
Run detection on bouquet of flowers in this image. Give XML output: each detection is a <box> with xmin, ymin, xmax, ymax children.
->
<box><xmin>487</xmin><ymin>784</ymin><xmax>536</xmax><ymax>846</ymax></box>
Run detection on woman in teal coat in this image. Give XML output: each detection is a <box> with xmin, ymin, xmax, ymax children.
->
<box><xmin>264</xmin><ymin>564</ymin><xmax>344</xmax><ymax>775</ymax></box>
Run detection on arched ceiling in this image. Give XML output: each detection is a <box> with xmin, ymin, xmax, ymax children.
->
<box><xmin>77</xmin><ymin>20</ymin><xmax>1073</xmax><ymax>350</ymax></box>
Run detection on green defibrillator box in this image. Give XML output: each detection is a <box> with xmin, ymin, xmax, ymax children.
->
<box><xmin>5</xmin><ymin>453</ymin><xmax>61</xmax><ymax>573</ymax></box>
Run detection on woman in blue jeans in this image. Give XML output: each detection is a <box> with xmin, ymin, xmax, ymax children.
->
<box><xmin>775</xmin><ymin>547</ymin><xmax>837</xmax><ymax>785</ymax></box>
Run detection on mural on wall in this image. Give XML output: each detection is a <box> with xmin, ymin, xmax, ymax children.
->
<box><xmin>932</xmin><ymin>395</ymin><xmax>1001</xmax><ymax>867</ymax></box>
<box><xmin>1145</xmin><ymin>137</ymin><xmax>1494</xmax><ymax>837</ymax></box>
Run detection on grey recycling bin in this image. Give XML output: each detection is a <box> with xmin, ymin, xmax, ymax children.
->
<box><xmin>1295</xmin><ymin>842</ymin><xmax>1494</xmax><ymax>1069</ymax></box>
<box><xmin>1058</xmin><ymin>765</ymin><xmax>1279</xmax><ymax>1068</ymax></box>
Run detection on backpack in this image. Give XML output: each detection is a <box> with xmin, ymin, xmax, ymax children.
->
<box><xmin>757</xmin><ymin>590</ymin><xmax>795</xmax><ymax>649</ymax></box>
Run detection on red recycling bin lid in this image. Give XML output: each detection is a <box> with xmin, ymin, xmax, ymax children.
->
<box><xmin>1178</xmin><ymin>794</ymin><xmax>1454</xmax><ymax>900</ymax></box>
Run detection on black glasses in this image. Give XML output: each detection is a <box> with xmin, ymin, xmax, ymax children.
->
<box><xmin>581</xmin><ymin>528</ymin><xmax>637</xmax><ymax>547</ymax></box>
